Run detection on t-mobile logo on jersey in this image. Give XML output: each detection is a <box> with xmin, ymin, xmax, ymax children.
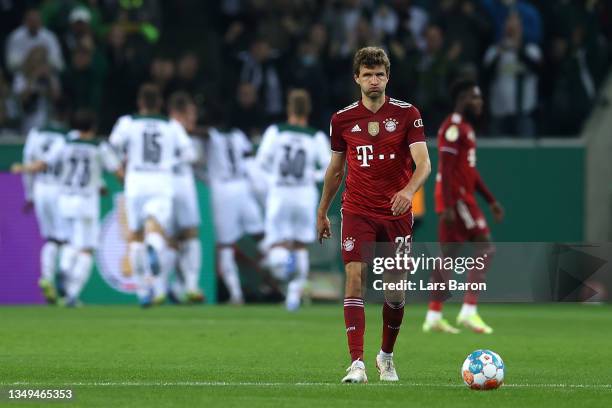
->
<box><xmin>356</xmin><ymin>145</ymin><xmax>396</xmax><ymax>167</ymax></box>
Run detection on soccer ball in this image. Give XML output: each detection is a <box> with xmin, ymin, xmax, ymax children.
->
<box><xmin>461</xmin><ymin>349</ymin><xmax>505</xmax><ymax>390</ymax></box>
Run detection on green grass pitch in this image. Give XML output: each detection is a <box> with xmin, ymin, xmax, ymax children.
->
<box><xmin>1</xmin><ymin>304</ymin><xmax>611</xmax><ymax>407</ymax></box>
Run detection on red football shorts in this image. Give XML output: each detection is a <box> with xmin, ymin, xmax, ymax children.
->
<box><xmin>340</xmin><ymin>209</ymin><xmax>414</xmax><ymax>264</ymax></box>
<box><xmin>439</xmin><ymin>199</ymin><xmax>489</xmax><ymax>243</ymax></box>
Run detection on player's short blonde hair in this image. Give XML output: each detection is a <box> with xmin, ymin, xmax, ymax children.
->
<box><xmin>353</xmin><ymin>47</ymin><xmax>390</xmax><ymax>77</ymax></box>
<box><xmin>287</xmin><ymin>89</ymin><xmax>311</xmax><ymax>117</ymax></box>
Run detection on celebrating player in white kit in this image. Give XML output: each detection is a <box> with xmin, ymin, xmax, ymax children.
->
<box><xmin>18</xmin><ymin>104</ymin><xmax>70</xmax><ymax>303</ymax></box>
<box><xmin>109</xmin><ymin>84</ymin><xmax>196</xmax><ymax>307</ymax></box>
<box><xmin>14</xmin><ymin>110</ymin><xmax>122</xmax><ymax>306</ymax></box>
<box><xmin>206</xmin><ymin>111</ymin><xmax>264</xmax><ymax>305</ymax></box>
<box><xmin>167</xmin><ymin>92</ymin><xmax>204</xmax><ymax>303</ymax></box>
<box><xmin>256</xmin><ymin>89</ymin><xmax>331</xmax><ymax>311</ymax></box>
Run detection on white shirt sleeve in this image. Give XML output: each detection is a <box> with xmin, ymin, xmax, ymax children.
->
<box><xmin>174</xmin><ymin>121</ymin><xmax>197</xmax><ymax>164</ymax></box>
<box><xmin>255</xmin><ymin>125</ymin><xmax>277</xmax><ymax>172</ymax></box>
<box><xmin>99</xmin><ymin>141</ymin><xmax>121</xmax><ymax>172</ymax></box>
<box><xmin>313</xmin><ymin>131</ymin><xmax>331</xmax><ymax>182</ymax></box>
<box><xmin>22</xmin><ymin>128</ymin><xmax>38</xmax><ymax>201</ymax></box>
<box><xmin>42</xmin><ymin>137</ymin><xmax>66</xmax><ymax>166</ymax></box>
<box><xmin>109</xmin><ymin>116</ymin><xmax>130</xmax><ymax>157</ymax></box>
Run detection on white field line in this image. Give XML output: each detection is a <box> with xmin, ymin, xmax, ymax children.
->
<box><xmin>1</xmin><ymin>382</ymin><xmax>611</xmax><ymax>389</ymax></box>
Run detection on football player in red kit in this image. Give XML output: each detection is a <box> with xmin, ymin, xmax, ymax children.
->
<box><xmin>423</xmin><ymin>78</ymin><xmax>504</xmax><ymax>335</ymax></box>
<box><xmin>317</xmin><ymin>47</ymin><xmax>431</xmax><ymax>383</ymax></box>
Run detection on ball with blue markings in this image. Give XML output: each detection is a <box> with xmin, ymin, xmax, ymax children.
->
<box><xmin>461</xmin><ymin>349</ymin><xmax>505</xmax><ymax>390</ymax></box>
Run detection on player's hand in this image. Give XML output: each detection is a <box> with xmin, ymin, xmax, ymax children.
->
<box><xmin>100</xmin><ymin>186</ymin><xmax>108</xmax><ymax>196</ymax></box>
<box><xmin>441</xmin><ymin>207</ymin><xmax>456</xmax><ymax>226</ymax></box>
<box><xmin>390</xmin><ymin>188</ymin><xmax>412</xmax><ymax>216</ymax></box>
<box><xmin>10</xmin><ymin>163</ymin><xmax>24</xmax><ymax>173</ymax></box>
<box><xmin>490</xmin><ymin>201</ymin><xmax>505</xmax><ymax>223</ymax></box>
<box><xmin>22</xmin><ymin>201</ymin><xmax>34</xmax><ymax>214</ymax></box>
<box><xmin>317</xmin><ymin>212</ymin><xmax>331</xmax><ymax>244</ymax></box>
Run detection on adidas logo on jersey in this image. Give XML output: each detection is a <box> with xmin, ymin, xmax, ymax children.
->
<box><xmin>351</xmin><ymin>124</ymin><xmax>361</xmax><ymax>132</ymax></box>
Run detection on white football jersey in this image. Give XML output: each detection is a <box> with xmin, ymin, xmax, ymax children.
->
<box><xmin>206</xmin><ymin>127</ymin><xmax>252</xmax><ymax>183</ymax></box>
<box><xmin>256</xmin><ymin>123</ymin><xmax>331</xmax><ymax>187</ymax></box>
<box><xmin>109</xmin><ymin>114</ymin><xmax>195</xmax><ymax>196</ymax></box>
<box><xmin>22</xmin><ymin>125</ymin><xmax>69</xmax><ymax>197</ymax></box>
<box><xmin>45</xmin><ymin>131</ymin><xmax>120</xmax><ymax>196</ymax></box>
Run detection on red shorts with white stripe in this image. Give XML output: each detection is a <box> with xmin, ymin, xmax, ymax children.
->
<box><xmin>340</xmin><ymin>209</ymin><xmax>414</xmax><ymax>264</ymax></box>
<box><xmin>438</xmin><ymin>199</ymin><xmax>489</xmax><ymax>243</ymax></box>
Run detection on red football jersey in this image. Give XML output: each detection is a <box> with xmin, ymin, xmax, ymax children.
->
<box><xmin>330</xmin><ymin>96</ymin><xmax>426</xmax><ymax>220</ymax></box>
<box><xmin>434</xmin><ymin>113</ymin><xmax>478</xmax><ymax>212</ymax></box>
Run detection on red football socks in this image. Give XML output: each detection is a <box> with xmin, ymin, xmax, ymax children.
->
<box><xmin>381</xmin><ymin>301</ymin><xmax>405</xmax><ymax>353</ymax></box>
<box><xmin>344</xmin><ymin>297</ymin><xmax>365</xmax><ymax>361</ymax></box>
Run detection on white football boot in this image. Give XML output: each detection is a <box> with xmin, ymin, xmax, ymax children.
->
<box><xmin>341</xmin><ymin>360</ymin><xmax>368</xmax><ymax>383</ymax></box>
<box><xmin>376</xmin><ymin>353</ymin><xmax>399</xmax><ymax>382</ymax></box>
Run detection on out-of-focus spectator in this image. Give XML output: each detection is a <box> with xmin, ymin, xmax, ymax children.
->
<box><xmin>5</xmin><ymin>9</ymin><xmax>65</xmax><ymax>73</ymax></box>
<box><xmin>236</xmin><ymin>38</ymin><xmax>284</xmax><ymax>121</ymax></box>
<box><xmin>231</xmin><ymin>82</ymin><xmax>265</xmax><ymax>139</ymax></box>
<box><xmin>0</xmin><ymin>68</ymin><xmax>20</xmax><ymax>133</ymax></box>
<box><xmin>101</xmin><ymin>24</ymin><xmax>149</xmax><ymax>130</ymax></box>
<box><xmin>12</xmin><ymin>47</ymin><xmax>61</xmax><ymax>133</ymax></box>
<box><xmin>148</xmin><ymin>56</ymin><xmax>175</xmax><ymax>99</ymax></box>
<box><xmin>111</xmin><ymin>0</ymin><xmax>162</xmax><ymax>44</ymax></box>
<box><xmin>286</xmin><ymin>40</ymin><xmax>330</xmax><ymax>129</ymax></box>
<box><xmin>169</xmin><ymin>51</ymin><xmax>220</xmax><ymax>117</ymax></box>
<box><xmin>433</xmin><ymin>0</ymin><xmax>492</xmax><ymax>70</ymax></box>
<box><xmin>483</xmin><ymin>11</ymin><xmax>542</xmax><ymax>137</ymax></box>
<box><xmin>415</xmin><ymin>24</ymin><xmax>459</xmax><ymax>132</ymax></box>
<box><xmin>63</xmin><ymin>7</ymin><xmax>93</xmax><ymax>53</ymax></box>
<box><xmin>390</xmin><ymin>0</ymin><xmax>429</xmax><ymax>51</ymax></box>
<box><xmin>481</xmin><ymin>0</ymin><xmax>542</xmax><ymax>45</ymax></box>
<box><xmin>543</xmin><ymin>25</ymin><xmax>603</xmax><ymax>135</ymax></box>
<box><xmin>62</xmin><ymin>39</ymin><xmax>107</xmax><ymax>112</ymax></box>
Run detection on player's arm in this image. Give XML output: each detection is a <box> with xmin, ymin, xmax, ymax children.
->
<box><xmin>390</xmin><ymin>142</ymin><xmax>431</xmax><ymax>216</ymax></box>
<box><xmin>474</xmin><ymin>170</ymin><xmax>504</xmax><ymax>222</ymax></box>
<box><xmin>439</xmin><ymin>147</ymin><xmax>458</xmax><ymax>225</ymax></box>
<box><xmin>255</xmin><ymin>125</ymin><xmax>276</xmax><ymax>172</ymax></box>
<box><xmin>12</xmin><ymin>137</ymin><xmax>64</xmax><ymax>174</ymax></box>
<box><xmin>314</xmin><ymin>131</ymin><xmax>332</xmax><ymax>182</ymax></box>
<box><xmin>390</xmin><ymin>107</ymin><xmax>431</xmax><ymax>216</ymax></box>
<box><xmin>175</xmin><ymin>122</ymin><xmax>198</xmax><ymax>164</ymax></box>
<box><xmin>20</xmin><ymin>129</ymin><xmax>37</xmax><ymax>207</ymax></box>
<box><xmin>317</xmin><ymin>151</ymin><xmax>346</xmax><ymax>243</ymax></box>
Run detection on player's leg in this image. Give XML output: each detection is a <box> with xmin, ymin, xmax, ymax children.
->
<box><xmin>142</xmin><ymin>195</ymin><xmax>175</xmax><ymax>304</ymax></box>
<box><xmin>63</xmin><ymin>216</ymin><xmax>98</xmax><ymax>306</ymax></box>
<box><xmin>374</xmin><ymin>215</ymin><xmax>414</xmax><ymax>381</ymax></box>
<box><xmin>340</xmin><ymin>211</ymin><xmax>375</xmax><ymax>383</ymax></box>
<box><xmin>178</xmin><ymin>228</ymin><xmax>203</xmax><ymax>302</ymax></box>
<box><xmin>174</xmin><ymin>185</ymin><xmax>204</xmax><ymax>302</ymax></box>
<box><xmin>456</xmin><ymin>229</ymin><xmax>495</xmax><ymax>334</ymax></box>
<box><xmin>212</xmin><ymin>185</ymin><xmax>245</xmax><ymax>304</ymax></box>
<box><xmin>217</xmin><ymin>244</ymin><xmax>243</xmax><ymax>304</ymax></box>
<box><xmin>124</xmin><ymin>195</ymin><xmax>153</xmax><ymax>306</ymax></box>
<box><xmin>285</xmin><ymin>241</ymin><xmax>309</xmax><ymax>311</ymax></box>
<box><xmin>284</xmin><ymin>193</ymin><xmax>317</xmax><ymax>311</ymax></box>
<box><xmin>34</xmin><ymin>191</ymin><xmax>60</xmax><ymax>302</ymax></box>
<box><xmin>423</xmin><ymin>206</ymin><xmax>464</xmax><ymax>333</ymax></box>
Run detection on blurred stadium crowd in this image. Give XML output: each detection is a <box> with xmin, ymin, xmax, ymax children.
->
<box><xmin>0</xmin><ymin>0</ymin><xmax>610</xmax><ymax>139</ymax></box>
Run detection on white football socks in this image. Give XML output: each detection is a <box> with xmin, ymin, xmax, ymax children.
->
<box><xmin>426</xmin><ymin>310</ymin><xmax>442</xmax><ymax>323</ymax></box>
<box><xmin>267</xmin><ymin>246</ymin><xmax>291</xmax><ymax>280</ymax></box>
<box><xmin>218</xmin><ymin>247</ymin><xmax>243</xmax><ymax>302</ymax></box>
<box><xmin>286</xmin><ymin>249</ymin><xmax>309</xmax><ymax>310</ymax></box>
<box><xmin>459</xmin><ymin>303</ymin><xmax>477</xmax><ymax>317</ymax></box>
<box><xmin>40</xmin><ymin>241</ymin><xmax>59</xmax><ymax>281</ymax></box>
<box><xmin>129</xmin><ymin>241</ymin><xmax>149</xmax><ymax>299</ymax></box>
<box><xmin>179</xmin><ymin>238</ymin><xmax>201</xmax><ymax>293</ymax></box>
<box><xmin>66</xmin><ymin>252</ymin><xmax>92</xmax><ymax>300</ymax></box>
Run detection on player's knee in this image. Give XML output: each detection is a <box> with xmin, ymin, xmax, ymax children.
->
<box><xmin>181</xmin><ymin>227</ymin><xmax>199</xmax><ymax>240</ymax></box>
<box><xmin>128</xmin><ymin>230</ymin><xmax>144</xmax><ymax>242</ymax></box>
<box><xmin>267</xmin><ymin>246</ymin><xmax>291</xmax><ymax>280</ymax></box>
<box><xmin>145</xmin><ymin>218</ymin><xmax>165</xmax><ymax>236</ymax></box>
<box><xmin>345</xmin><ymin>262</ymin><xmax>365</xmax><ymax>297</ymax></box>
